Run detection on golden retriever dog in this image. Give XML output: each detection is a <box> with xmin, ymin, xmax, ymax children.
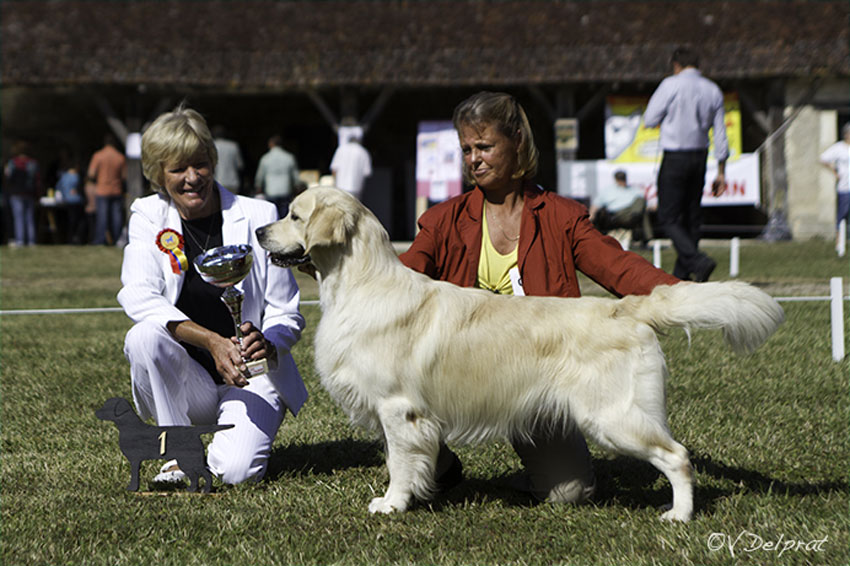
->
<box><xmin>256</xmin><ymin>186</ymin><xmax>784</xmax><ymax>522</ymax></box>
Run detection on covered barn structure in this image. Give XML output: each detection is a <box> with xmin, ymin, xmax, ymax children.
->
<box><xmin>3</xmin><ymin>0</ymin><xmax>848</xmax><ymax>240</ymax></box>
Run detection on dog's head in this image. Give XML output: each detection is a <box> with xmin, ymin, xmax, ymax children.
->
<box><xmin>95</xmin><ymin>397</ymin><xmax>135</xmax><ymax>422</ymax></box>
<box><xmin>256</xmin><ymin>186</ymin><xmax>361</xmax><ymax>268</ymax></box>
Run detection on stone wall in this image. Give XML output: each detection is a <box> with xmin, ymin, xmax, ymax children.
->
<box><xmin>785</xmin><ymin>79</ymin><xmax>848</xmax><ymax>240</ymax></box>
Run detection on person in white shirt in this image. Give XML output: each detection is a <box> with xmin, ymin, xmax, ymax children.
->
<box><xmin>118</xmin><ymin>105</ymin><xmax>307</xmax><ymax>487</ymax></box>
<box><xmin>819</xmin><ymin>122</ymin><xmax>850</xmax><ymax>244</ymax></box>
<box><xmin>589</xmin><ymin>170</ymin><xmax>653</xmax><ymax>246</ymax></box>
<box><xmin>330</xmin><ymin>132</ymin><xmax>372</xmax><ymax>200</ymax></box>
<box><xmin>644</xmin><ymin>46</ymin><xmax>728</xmax><ymax>282</ymax></box>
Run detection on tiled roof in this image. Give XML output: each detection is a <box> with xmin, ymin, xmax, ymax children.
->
<box><xmin>3</xmin><ymin>0</ymin><xmax>847</xmax><ymax>88</ymax></box>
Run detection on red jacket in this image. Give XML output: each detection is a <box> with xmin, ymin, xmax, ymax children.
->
<box><xmin>399</xmin><ymin>184</ymin><xmax>679</xmax><ymax>298</ymax></box>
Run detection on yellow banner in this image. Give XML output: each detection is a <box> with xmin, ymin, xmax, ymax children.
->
<box><xmin>605</xmin><ymin>94</ymin><xmax>742</xmax><ymax>163</ymax></box>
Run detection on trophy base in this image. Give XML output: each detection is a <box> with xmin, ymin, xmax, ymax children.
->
<box><xmin>246</xmin><ymin>358</ymin><xmax>269</xmax><ymax>378</ymax></box>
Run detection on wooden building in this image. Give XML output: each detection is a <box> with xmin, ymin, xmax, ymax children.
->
<box><xmin>3</xmin><ymin>0</ymin><xmax>848</xmax><ymax>239</ymax></box>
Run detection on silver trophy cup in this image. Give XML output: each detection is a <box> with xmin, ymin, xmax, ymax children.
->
<box><xmin>194</xmin><ymin>244</ymin><xmax>269</xmax><ymax>378</ymax></box>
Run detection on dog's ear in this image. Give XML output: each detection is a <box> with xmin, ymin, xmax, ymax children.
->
<box><xmin>304</xmin><ymin>198</ymin><xmax>357</xmax><ymax>252</ymax></box>
<box><xmin>107</xmin><ymin>397</ymin><xmax>135</xmax><ymax>419</ymax></box>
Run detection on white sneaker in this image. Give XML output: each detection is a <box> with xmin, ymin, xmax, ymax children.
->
<box><xmin>153</xmin><ymin>460</ymin><xmax>187</xmax><ymax>484</ymax></box>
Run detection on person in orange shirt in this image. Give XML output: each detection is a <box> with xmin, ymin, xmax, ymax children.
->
<box><xmin>87</xmin><ymin>133</ymin><xmax>127</xmax><ymax>245</ymax></box>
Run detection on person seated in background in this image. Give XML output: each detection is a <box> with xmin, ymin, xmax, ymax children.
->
<box><xmin>589</xmin><ymin>170</ymin><xmax>653</xmax><ymax>248</ymax></box>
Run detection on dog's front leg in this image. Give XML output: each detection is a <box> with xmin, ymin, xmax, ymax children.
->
<box><xmin>368</xmin><ymin>398</ymin><xmax>440</xmax><ymax>514</ymax></box>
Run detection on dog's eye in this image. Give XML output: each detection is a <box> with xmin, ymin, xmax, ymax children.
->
<box><xmin>290</xmin><ymin>213</ymin><xmax>299</xmax><ymax>222</ymax></box>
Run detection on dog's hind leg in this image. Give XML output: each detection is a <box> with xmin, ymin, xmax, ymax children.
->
<box><xmin>199</xmin><ymin>468</ymin><xmax>214</xmax><ymax>493</ymax></box>
<box><xmin>649</xmin><ymin>441</ymin><xmax>693</xmax><ymax>522</ymax></box>
<box><xmin>368</xmin><ymin>397</ymin><xmax>441</xmax><ymax>514</ymax></box>
<box><xmin>186</xmin><ymin>470</ymin><xmax>203</xmax><ymax>493</ymax></box>
<box><xmin>581</xmin><ymin>346</ymin><xmax>693</xmax><ymax>521</ymax></box>
<box><xmin>589</xmin><ymin>414</ymin><xmax>693</xmax><ymax>522</ymax></box>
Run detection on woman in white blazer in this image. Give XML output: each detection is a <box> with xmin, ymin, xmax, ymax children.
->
<box><xmin>117</xmin><ymin>105</ymin><xmax>307</xmax><ymax>486</ymax></box>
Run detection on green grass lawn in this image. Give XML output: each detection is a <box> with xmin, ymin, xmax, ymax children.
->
<box><xmin>1</xmin><ymin>241</ymin><xmax>848</xmax><ymax>566</ymax></box>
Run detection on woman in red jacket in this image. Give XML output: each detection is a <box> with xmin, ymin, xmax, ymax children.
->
<box><xmin>400</xmin><ymin>91</ymin><xmax>679</xmax><ymax>504</ymax></box>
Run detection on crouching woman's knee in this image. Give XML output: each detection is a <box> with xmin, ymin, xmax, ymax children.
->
<box><xmin>124</xmin><ymin>319</ymin><xmax>174</xmax><ymax>362</ymax></box>
<box><xmin>207</xmin><ymin>444</ymin><xmax>268</xmax><ymax>486</ymax></box>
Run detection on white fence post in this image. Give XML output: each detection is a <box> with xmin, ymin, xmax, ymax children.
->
<box><xmin>653</xmin><ymin>240</ymin><xmax>662</xmax><ymax>269</ymax></box>
<box><xmin>730</xmin><ymin>237</ymin><xmax>740</xmax><ymax>278</ymax></box>
<box><xmin>831</xmin><ymin>277</ymin><xmax>845</xmax><ymax>362</ymax></box>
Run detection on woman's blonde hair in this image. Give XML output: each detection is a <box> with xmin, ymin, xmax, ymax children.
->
<box><xmin>141</xmin><ymin>104</ymin><xmax>218</xmax><ymax>194</ymax></box>
<box><xmin>452</xmin><ymin>91</ymin><xmax>539</xmax><ymax>184</ymax></box>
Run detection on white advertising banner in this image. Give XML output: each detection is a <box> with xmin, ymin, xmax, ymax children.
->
<box><xmin>558</xmin><ymin>153</ymin><xmax>760</xmax><ymax>208</ymax></box>
<box><xmin>416</xmin><ymin>121</ymin><xmax>462</xmax><ymax>203</ymax></box>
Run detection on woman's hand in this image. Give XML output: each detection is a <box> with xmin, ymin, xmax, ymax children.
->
<box><xmin>234</xmin><ymin>322</ymin><xmax>279</xmax><ymax>371</ymax></box>
<box><xmin>207</xmin><ymin>333</ymin><xmax>252</xmax><ymax>387</ymax></box>
<box><xmin>168</xmin><ymin>319</ymin><xmax>277</xmax><ymax>388</ymax></box>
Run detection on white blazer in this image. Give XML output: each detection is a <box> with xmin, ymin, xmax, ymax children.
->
<box><xmin>117</xmin><ymin>184</ymin><xmax>308</xmax><ymax>415</ymax></box>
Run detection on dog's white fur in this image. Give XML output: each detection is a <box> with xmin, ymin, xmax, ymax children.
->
<box><xmin>256</xmin><ymin>186</ymin><xmax>784</xmax><ymax>521</ymax></box>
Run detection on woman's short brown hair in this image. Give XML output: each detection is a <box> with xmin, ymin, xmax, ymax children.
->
<box><xmin>452</xmin><ymin>91</ymin><xmax>539</xmax><ymax>183</ymax></box>
<box><xmin>141</xmin><ymin>104</ymin><xmax>218</xmax><ymax>194</ymax></box>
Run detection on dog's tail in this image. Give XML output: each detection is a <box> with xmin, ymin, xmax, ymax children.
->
<box><xmin>616</xmin><ymin>281</ymin><xmax>785</xmax><ymax>354</ymax></box>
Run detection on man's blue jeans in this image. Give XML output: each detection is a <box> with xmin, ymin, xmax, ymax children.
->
<box><xmin>9</xmin><ymin>195</ymin><xmax>36</xmax><ymax>245</ymax></box>
<box><xmin>93</xmin><ymin>195</ymin><xmax>124</xmax><ymax>245</ymax></box>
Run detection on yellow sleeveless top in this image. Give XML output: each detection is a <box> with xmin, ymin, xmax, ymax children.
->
<box><xmin>477</xmin><ymin>206</ymin><xmax>518</xmax><ymax>295</ymax></box>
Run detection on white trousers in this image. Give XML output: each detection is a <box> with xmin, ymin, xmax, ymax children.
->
<box><xmin>124</xmin><ymin>320</ymin><xmax>285</xmax><ymax>484</ymax></box>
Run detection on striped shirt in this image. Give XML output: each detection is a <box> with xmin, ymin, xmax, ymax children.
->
<box><xmin>644</xmin><ymin>68</ymin><xmax>729</xmax><ymax>162</ymax></box>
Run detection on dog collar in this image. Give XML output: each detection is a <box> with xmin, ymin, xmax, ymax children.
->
<box><xmin>156</xmin><ymin>229</ymin><xmax>189</xmax><ymax>274</ymax></box>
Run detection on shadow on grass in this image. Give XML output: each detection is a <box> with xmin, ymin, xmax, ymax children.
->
<box><xmin>264</xmin><ymin>444</ymin><xmax>846</xmax><ymax>514</ymax></box>
<box><xmin>437</xmin><ymin>454</ymin><xmax>848</xmax><ymax>515</ymax></box>
<box><xmin>692</xmin><ymin>454</ymin><xmax>848</xmax><ymax>496</ymax></box>
<box><xmin>586</xmin><ymin>454</ymin><xmax>847</xmax><ymax>516</ymax></box>
<box><xmin>265</xmin><ymin>439</ymin><xmax>385</xmax><ymax>479</ymax></box>
<box><xmin>421</xmin><ymin>478</ymin><xmax>539</xmax><ymax>511</ymax></box>
<box><xmin>426</xmin><ymin>457</ymin><xmax>679</xmax><ymax>512</ymax></box>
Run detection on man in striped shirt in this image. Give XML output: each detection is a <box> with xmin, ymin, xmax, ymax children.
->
<box><xmin>644</xmin><ymin>46</ymin><xmax>728</xmax><ymax>282</ymax></box>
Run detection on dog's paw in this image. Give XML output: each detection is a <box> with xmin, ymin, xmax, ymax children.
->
<box><xmin>368</xmin><ymin>496</ymin><xmax>405</xmax><ymax>514</ymax></box>
<box><xmin>659</xmin><ymin>507</ymin><xmax>691</xmax><ymax>523</ymax></box>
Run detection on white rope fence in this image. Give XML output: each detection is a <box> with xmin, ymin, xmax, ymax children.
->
<box><xmin>1</xmin><ymin>274</ymin><xmax>846</xmax><ymax>361</ymax></box>
<box><xmin>0</xmin><ymin>300</ymin><xmax>321</xmax><ymax>315</ymax></box>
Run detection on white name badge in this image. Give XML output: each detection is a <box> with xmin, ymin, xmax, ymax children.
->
<box><xmin>509</xmin><ymin>267</ymin><xmax>525</xmax><ymax>296</ymax></box>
